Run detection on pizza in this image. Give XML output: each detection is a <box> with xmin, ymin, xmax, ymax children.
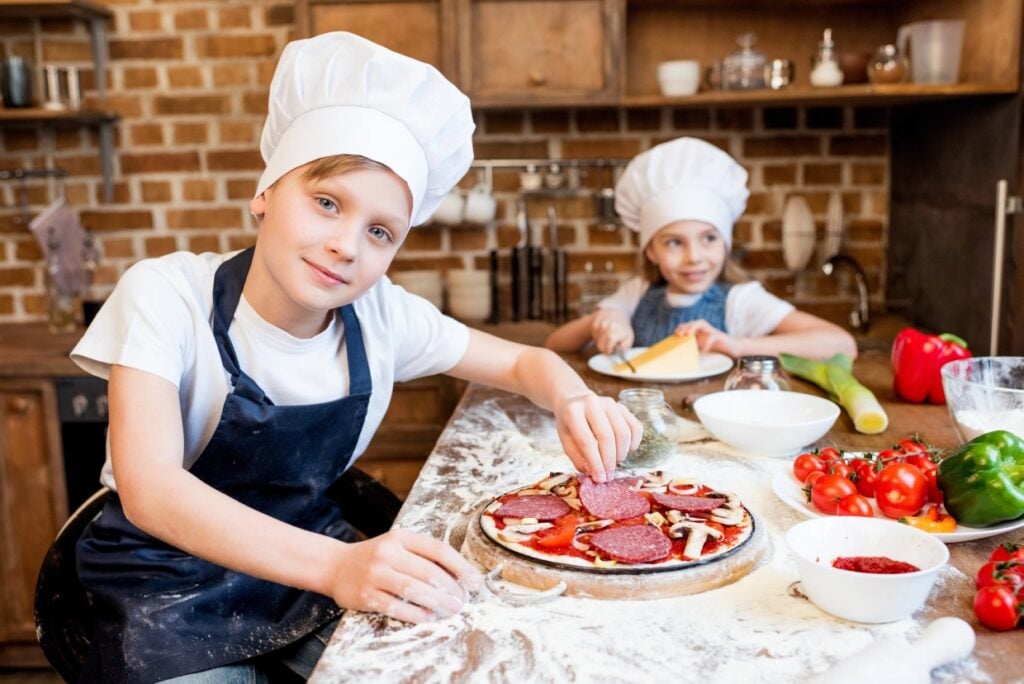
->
<box><xmin>479</xmin><ymin>471</ymin><xmax>755</xmax><ymax>572</ymax></box>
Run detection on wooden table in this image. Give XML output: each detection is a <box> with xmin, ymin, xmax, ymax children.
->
<box><xmin>310</xmin><ymin>350</ymin><xmax>1023</xmax><ymax>682</ymax></box>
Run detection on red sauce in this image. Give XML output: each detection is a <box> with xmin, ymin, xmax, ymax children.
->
<box><xmin>831</xmin><ymin>556</ymin><xmax>920</xmax><ymax>574</ymax></box>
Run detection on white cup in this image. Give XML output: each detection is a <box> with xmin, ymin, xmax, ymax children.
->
<box><xmin>463</xmin><ymin>183</ymin><xmax>497</xmax><ymax>225</ymax></box>
<box><xmin>449</xmin><ymin>292</ymin><xmax>491</xmax><ymax>322</ymax></box>
<box><xmin>657</xmin><ymin>60</ymin><xmax>700</xmax><ymax>96</ymax></box>
<box><xmin>431</xmin><ymin>191</ymin><xmax>465</xmax><ymax>226</ymax></box>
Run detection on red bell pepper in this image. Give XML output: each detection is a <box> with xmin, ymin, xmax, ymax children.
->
<box><xmin>891</xmin><ymin>327</ymin><xmax>972</xmax><ymax>404</ymax></box>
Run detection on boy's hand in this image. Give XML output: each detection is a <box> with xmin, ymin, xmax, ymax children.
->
<box><xmin>554</xmin><ymin>391</ymin><xmax>643</xmax><ymax>483</ymax></box>
<box><xmin>674</xmin><ymin>320</ymin><xmax>740</xmax><ymax>358</ymax></box>
<box><xmin>591</xmin><ymin>309</ymin><xmax>635</xmax><ymax>355</ymax></box>
<box><xmin>327</xmin><ymin>529</ymin><xmax>481</xmax><ymax>624</ymax></box>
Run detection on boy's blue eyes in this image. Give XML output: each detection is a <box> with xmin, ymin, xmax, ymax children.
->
<box><xmin>315</xmin><ymin>196</ymin><xmax>393</xmax><ymax>243</ymax></box>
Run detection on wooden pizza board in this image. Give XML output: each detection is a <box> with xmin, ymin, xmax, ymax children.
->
<box><xmin>462</xmin><ymin>502</ymin><xmax>770</xmax><ymax>600</ymax></box>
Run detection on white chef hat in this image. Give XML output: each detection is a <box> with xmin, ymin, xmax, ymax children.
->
<box><xmin>256</xmin><ymin>32</ymin><xmax>475</xmax><ymax>227</ymax></box>
<box><xmin>615</xmin><ymin>137</ymin><xmax>749</xmax><ymax>249</ymax></box>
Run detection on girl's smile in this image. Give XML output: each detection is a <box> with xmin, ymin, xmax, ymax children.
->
<box><xmin>644</xmin><ymin>219</ymin><xmax>726</xmax><ymax>295</ymax></box>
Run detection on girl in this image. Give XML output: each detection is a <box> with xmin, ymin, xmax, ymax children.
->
<box><xmin>71</xmin><ymin>33</ymin><xmax>641</xmax><ymax>683</ymax></box>
<box><xmin>545</xmin><ymin>137</ymin><xmax>857</xmax><ymax>360</ymax></box>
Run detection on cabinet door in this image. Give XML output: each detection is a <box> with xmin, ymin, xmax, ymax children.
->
<box><xmin>458</xmin><ymin>0</ymin><xmax>622</xmax><ymax>105</ymax></box>
<box><xmin>0</xmin><ymin>380</ymin><xmax>65</xmax><ymax>658</ymax></box>
<box><xmin>297</xmin><ymin>0</ymin><xmax>458</xmax><ymax>80</ymax></box>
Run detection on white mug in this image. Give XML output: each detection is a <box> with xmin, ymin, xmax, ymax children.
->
<box><xmin>431</xmin><ymin>190</ymin><xmax>465</xmax><ymax>226</ymax></box>
<box><xmin>463</xmin><ymin>183</ymin><xmax>497</xmax><ymax>225</ymax></box>
<box><xmin>657</xmin><ymin>60</ymin><xmax>700</xmax><ymax>96</ymax></box>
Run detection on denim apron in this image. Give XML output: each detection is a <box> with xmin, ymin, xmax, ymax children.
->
<box><xmin>76</xmin><ymin>248</ymin><xmax>371</xmax><ymax>683</ymax></box>
<box><xmin>631</xmin><ymin>282</ymin><xmax>732</xmax><ymax>347</ymax></box>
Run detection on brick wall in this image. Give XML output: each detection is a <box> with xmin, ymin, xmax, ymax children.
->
<box><xmin>0</xmin><ymin>2</ymin><xmax>888</xmax><ymax>327</ymax></box>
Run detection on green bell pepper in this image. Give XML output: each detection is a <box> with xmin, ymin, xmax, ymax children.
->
<box><xmin>937</xmin><ymin>430</ymin><xmax>1024</xmax><ymax>527</ymax></box>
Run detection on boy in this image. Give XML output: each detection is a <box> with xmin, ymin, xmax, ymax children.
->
<box><xmin>72</xmin><ymin>32</ymin><xmax>641</xmax><ymax>683</ymax></box>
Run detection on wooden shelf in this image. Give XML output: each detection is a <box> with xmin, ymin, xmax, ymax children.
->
<box><xmin>0</xmin><ymin>107</ymin><xmax>118</xmax><ymax>125</ymax></box>
<box><xmin>621</xmin><ymin>82</ymin><xmax>1020</xmax><ymax>108</ymax></box>
<box><xmin>0</xmin><ymin>0</ymin><xmax>111</xmax><ymax>21</ymax></box>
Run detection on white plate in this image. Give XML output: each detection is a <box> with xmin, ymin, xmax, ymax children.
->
<box><xmin>821</xmin><ymin>192</ymin><xmax>843</xmax><ymax>262</ymax></box>
<box><xmin>771</xmin><ymin>470</ymin><xmax>1024</xmax><ymax>544</ymax></box>
<box><xmin>782</xmin><ymin>195</ymin><xmax>816</xmax><ymax>271</ymax></box>
<box><xmin>587</xmin><ymin>348</ymin><xmax>733</xmax><ymax>382</ymax></box>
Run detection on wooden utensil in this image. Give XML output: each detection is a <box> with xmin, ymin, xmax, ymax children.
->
<box><xmin>809</xmin><ymin>617</ymin><xmax>975</xmax><ymax>684</ymax></box>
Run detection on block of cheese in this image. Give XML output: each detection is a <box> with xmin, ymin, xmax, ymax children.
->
<box><xmin>614</xmin><ymin>333</ymin><xmax>699</xmax><ymax>374</ymax></box>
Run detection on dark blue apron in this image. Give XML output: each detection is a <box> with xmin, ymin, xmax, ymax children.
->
<box><xmin>76</xmin><ymin>247</ymin><xmax>371</xmax><ymax>683</ymax></box>
<box><xmin>631</xmin><ymin>282</ymin><xmax>732</xmax><ymax>347</ymax></box>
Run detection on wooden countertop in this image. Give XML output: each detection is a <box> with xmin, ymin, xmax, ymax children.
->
<box><xmin>0</xmin><ymin>323</ymin><xmax>85</xmax><ymax>377</ymax></box>
<box><xmin>312</xmin><ymin>351</ymin><xmax>1022</xmax><ymax>682</ymax></box>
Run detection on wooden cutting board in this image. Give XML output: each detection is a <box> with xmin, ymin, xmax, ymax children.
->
<box><xmin>462</xmin><ymin>502</ymin><xmax>770</xmax><ymax>600</ymax></box>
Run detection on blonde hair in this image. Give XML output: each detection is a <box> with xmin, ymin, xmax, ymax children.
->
<box><xmin>301</xmin><ymin>154</ymin><xmax>387</xmax><ymax>181</ymax></box>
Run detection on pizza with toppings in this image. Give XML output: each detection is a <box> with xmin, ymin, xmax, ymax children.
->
<box><xmin>479</xmin><ymin>471</ymin><xmax>755</xmax><ymax>572</ymax></box>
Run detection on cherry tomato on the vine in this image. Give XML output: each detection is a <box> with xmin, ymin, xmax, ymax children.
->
<box><xmin>793</xmin><ymin>453</ymin><xmax>827</xmax><ymax>483</ymax></box>
<box><xmin>835</xmin><ymin>493</ymin><xmax>874</xmax><ymax>517</ymax></box>
<box><xmin>811</xmin><ymin>474</ymin><xmax>859</xmax><ymax>515</ymax></box>
<box><xmin>874</xmin><ymin>462</ymin><xmax>928</xmax><ymax>519</ymax></box>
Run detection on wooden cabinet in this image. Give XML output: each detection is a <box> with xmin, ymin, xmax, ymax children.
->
<box><xmin>0</xmin><ymin>379</ymin><xmax>65</xmax><ymax>667</ymax></box>
<box><xmin>456</xmin><ymin>0</ymin><xmax>621</xmax><ymax>106</ymax></box>
<box><xmin>359</xmin><ymin>375</ymin><xmax>466</xmax><ymax>499</ymax></box>
<box><xmin>297</xmin><ymin>0</ymin><xmax>459</xmax><ymax>79</ymax></box>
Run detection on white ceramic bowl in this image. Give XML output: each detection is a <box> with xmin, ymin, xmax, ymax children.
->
<box><xmin>785</xmin><ymin>517</ymin><xmax>949</xmax><ymax>623</ymax></box>
<box><xmin>940</xmin><ymin>356</ymin><xmax>1024</xmax><ymax>443</ymax></box>
<box><xmin>692</xmin><ymin>390</ymin><xmax>839</xmax><ymax>456</ymax></box>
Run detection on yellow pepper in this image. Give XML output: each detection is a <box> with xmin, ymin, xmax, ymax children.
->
<box><xmin>900</xmin><ymin>504</ymin><xmax>957</xmax><ymax>533</ymax></box>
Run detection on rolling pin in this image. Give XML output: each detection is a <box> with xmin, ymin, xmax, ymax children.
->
<box><xmin>809</xmin><ymin>617</ymin><xmax>975</xmax><ymax>684</ymax></box>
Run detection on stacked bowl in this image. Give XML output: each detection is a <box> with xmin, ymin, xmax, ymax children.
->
<box><xmin>447</xmin><ymin>269</ymin><xmax>491</xmax><ymax>322</ymax></box>
<box><xmin>390</xmin><ymin>270</ymin><xmax>443</xmax><ymax>309</ymax></box>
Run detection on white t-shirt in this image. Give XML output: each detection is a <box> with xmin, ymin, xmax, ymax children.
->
<box><xmin>71</xmin><ymin>250</ymin><xmax>470</xmax><ymax>491</ymax></box>
<box><xmin>598</xmin><ymin>276</ymin><xmax>795</xmax><ymax>338</ymax></box>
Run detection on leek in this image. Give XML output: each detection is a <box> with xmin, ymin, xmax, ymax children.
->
<box><xmin>779</xmin><ymin>353</ymin><xmax>889</xmax><ymax>435</ymax></box>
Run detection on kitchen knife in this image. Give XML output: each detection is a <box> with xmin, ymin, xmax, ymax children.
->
<box><xmin>487</xmin><ymin>248</ymin><xmax>500</xmax><ymax>324</ymax></box>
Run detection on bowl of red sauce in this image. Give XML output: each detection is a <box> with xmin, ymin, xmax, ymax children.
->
<box><xmin>785</xmin><ymin>517</ymin><xmax>949</xmax><ymax>623</ymax></box>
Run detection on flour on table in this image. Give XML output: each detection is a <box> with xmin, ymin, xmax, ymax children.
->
<box><xmin>314</xmin><ymin>386</ymin><xmax>987</xmax><ymax>684</ymax></box>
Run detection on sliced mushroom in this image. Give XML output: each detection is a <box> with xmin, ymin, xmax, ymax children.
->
<box><xmin>498</xmin><ymin>529</ymin><xmax>533</xmax><ymax>543</ymax></box>
<box><xmin>575</xmin><ymin>519</ymin><xmax>614</xmax><ymax>532</ymax></box>
<box><xmin>539</xmin><ymin>473</ymin><xmax>572</xmax><ymax>490</ymax></box>
<box><xmin>510</xmin><ymin>522</ymin><xmax>553</xmax><ymax>534</ymax></box>
<box><xmin>552</xmin><ymin>484</ymin><xmax>577</xmax><ymax>498</ymax></box>
<box><xmin>516</xmin><ymin>488</ymin><xmax>548</xmax><ymax>496</ymax></box>
<box><xmin>641</xmin><ymin>470</ymin><xmax>670</xmax><ymax>489</ymax></box>
<box><xmin>593</xmin><ymin>556</ymin><xmax>618</xmax><ymax>568</ymax></box>
<box><xmin>520</xmin><ymin>517</ymin><xmax>539</xmax><ymax>525</ymax></box>
<box><xmin>709</xmin><ymin>507</ymin><xmax>745</xmax><ymax>526</ymax></box>
<box><xmin>563</xmin><ymin>497</ymin><xmax>582</xmax><ymax>511</ymax></box>
<box><xmin>485</xmin><ymin>500</ymin><xmax>503</xmax><ymax>514</ymax></box>
<box><xmin>644</xmin><ymin>511</ymin><xmax>667</xmax><ymax>527</ymax></box>
<box><xmin>571</xmin><ymin>535</ymin><xmax>591</xmax><ymax>552</ymax></box>
<box><xmin>665</xmin><ymin>510</ymin><xmax>687</xmax><ymax>524</ymax></box>
<box><xmin>668</xmin><ymin>478</ymin><xmax>700</xmax><ymax>495</ymax></box>
<box><xmin>669</xmin><ymin>520</ymin><xmax>724</xmax><ymax>558</ymax></box>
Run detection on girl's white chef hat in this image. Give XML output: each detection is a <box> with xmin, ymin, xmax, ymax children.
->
<box><xmin>614</xmin><ymin>137</ymin><xmax>749</xmax><ymax>249</ymax></box>
<box><xmin>255</xmin><ymin>32</ymin><xmax>475</xmax><ymax>227</ymax></box>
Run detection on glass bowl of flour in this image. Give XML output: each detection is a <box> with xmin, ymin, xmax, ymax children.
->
<box><xmin>941</xmin><ymin>357</ymin><xmax>1024</xmax><ymax>443</ymax></box>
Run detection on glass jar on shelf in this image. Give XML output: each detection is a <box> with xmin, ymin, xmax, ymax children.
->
<box><xmin>617</xmin><ymin>388</ymin><xmax>680</xmax><ymax>468</ymax></box>
<box><xmin>810</xmin><ymin>28</ymin><xmax>844</xmax><ymax>87</ymax></box>
<box><xmin>722</xmin><ymin>32</ymin><xmax>767</xmax><ymax>90</ymax></box>
<box><xmin>867</xmin><ymin>44</ymin><xmax>909</xmax><ymax>84</ymax></box>
<box><xmin>723</xmin><ymin>355</ymin><xmax>791</xmax><ymax>391</ymax></box>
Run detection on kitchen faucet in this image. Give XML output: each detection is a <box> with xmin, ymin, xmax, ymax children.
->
<box><xmin>821</xmin><ymin>254</ymin><xmax>870</xmax><ymax>332</ymax></box>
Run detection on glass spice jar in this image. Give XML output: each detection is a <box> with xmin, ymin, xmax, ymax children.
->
<box><xmin>723</xmin><ymin>355</ymin><xmax>792</xmax><ymax>392</ymax></box>
<box><xmin>618</xmin><ymin>388</ymin><xmax>680</xmax><ymax>468</ymax></box>
<box><xmin>867</xmin><ymin>44</ymin><xmax>909</xmax><ymax>85</ymax></box>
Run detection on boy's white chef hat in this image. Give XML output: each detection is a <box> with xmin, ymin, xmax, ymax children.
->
<box><xmin>256</xmin><ymin>32</ymin><xmax>475</xmax><ymax>227</ymax></box>
<box><xmin>615</xmin><ymin>137</ymin><xmax>749</xmax><ymax>249</ymax></box>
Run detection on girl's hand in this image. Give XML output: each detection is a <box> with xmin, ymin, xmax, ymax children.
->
<box><xmin>591</xmin><ymin>309</ymin><xmax>635</xmax><ymax>355</ymax></box>
<box><xmin>674</xmin><ymin>319</ymin><xmax>741</xmax><ymax>357</ymax></box>
<box><xmin>554</xmin><ymin>391</ymin><xmax>643</xmax><ymax>482</ymax></box>
<box><xmin>327</xmin><ymin>529</ymin><xmax>481</xmax><ymax>624</ymax></box>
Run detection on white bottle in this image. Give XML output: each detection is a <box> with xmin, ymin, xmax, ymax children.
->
<box><xmin>810</xmin><ymin>28</ymin><xmax>844</xmax><ymax>87</ymax></box>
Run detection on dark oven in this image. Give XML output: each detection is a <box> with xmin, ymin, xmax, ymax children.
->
<box><xmin>56</xmin><ymin>376</ymin><xmax>109</xmax><ymax>513</ymax></box>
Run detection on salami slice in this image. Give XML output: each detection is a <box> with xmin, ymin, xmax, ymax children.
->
<box><xmin>493</xmin><ymin>494</ymin><xmax>571</xmax><ymax>521</ymax></box>
<box><xmin>579</xmin><ymin>477</ymin><xmax>650</xmax><ymax>520</ymax></box>
<box><xmin>588</xmin><ymin>525</ymin><xmax>672</xmax><ymax>563</ymax></box>
<box><xmin>651</xmin><ymin>493</ymin><xmax>723</xmax><ymax>513</ymax></box>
